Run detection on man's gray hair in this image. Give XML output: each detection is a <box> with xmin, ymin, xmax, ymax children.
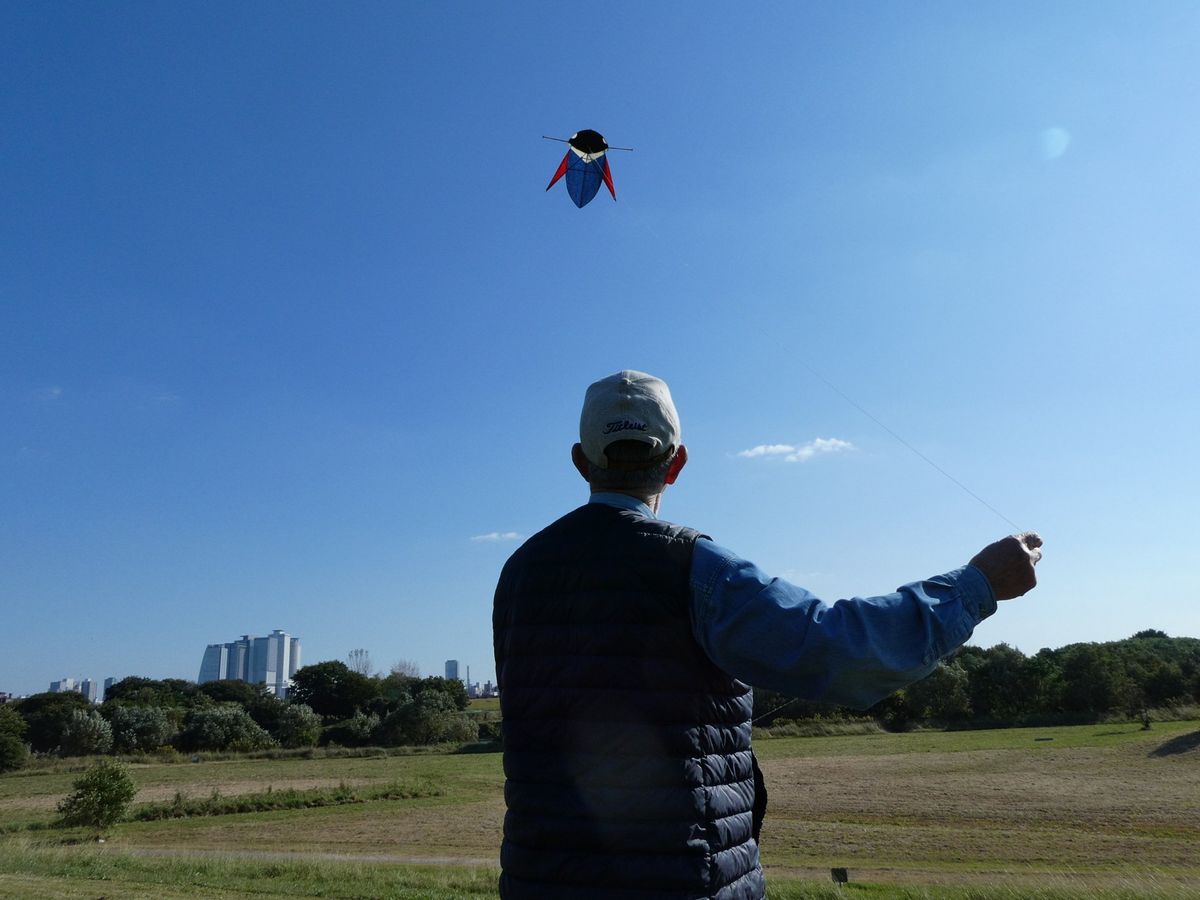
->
<box><xmin>587</xmin><ymin>440</ymin><xmax>677</xmax><ymax>493</ymax></box>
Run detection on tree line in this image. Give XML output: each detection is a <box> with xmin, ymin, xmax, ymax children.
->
<box><xmin>4</xmin><ymin>631</ymin><xmax>1196</xmax><ymax>773</ymax></box>
<box><xmin>754</xmin><ymin>630</ymin><xmax>1200</xmax><ymax>728</ymax></box>
<box><xmin>0</xmin><ymin>659</ymin><xmax>477</xmax><ymax>772</ymax></box>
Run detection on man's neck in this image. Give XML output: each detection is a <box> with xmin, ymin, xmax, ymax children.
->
<box><xmin>590</xmin><ymin>487</ymin><xmax>663</xmax><ymax>515</ymax></box>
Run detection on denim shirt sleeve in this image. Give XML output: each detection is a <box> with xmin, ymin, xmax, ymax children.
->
<box><xmin>690</xmin><ymin>538</ymin><xmax>997</xmax><ymax>710</ymax></box>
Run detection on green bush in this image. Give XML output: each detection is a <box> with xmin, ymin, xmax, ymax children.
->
<box><xmin>320</xmin><ymin>711</ymin><xmax>381</xmax><ymax>747</ymax></box>
<box><xmin>109</xmin><ymin>704</ymin><xmax>177</xmax><ymax>753</ymax></box>
<box><xmin>755</xmin><ymin>718</ymin><xmax>884</xmax><ymax>739</ymax></box>
<box><xmin>178</xmin><ymin>705</ymin><xmax>276</xmax><ymax>753</ymax></box>
<box><xmin>101</xmin><ymin>677</ymin><xmax>200</xmax><ymax>708</ymax></box>
<box><xmin>60</xmin><ymin>709</ymin><xmax>114</xmax><ymax>756</ymax></box>
<box><xmin>56</xmin><ymin>759</ymin><xmax>137</xmax><ymax>831</ymax></box>
<box><xmin>0</xmin><ymin>706</ymin><xmax>28</xmax><ymax>773</ymax></box>
<box><xmin>13</xmin><ymin>691</ymin><xmax>91</xmax><ymax>753</ymax></box>
<box><xmin>272</xmin><ymin>703</ymin><xmax>322</xmax><ymax>748</ymax></box>
<box><xmin>0</xmin><ymin>733</ymin><xmax>27</xmax><ymax>773</ymax></box>
<box><xmin>374</xmin><ymin>691</ymin><xmax>478</xmax><ymax>746</ymax></box>
<box><xmin>129</xmin><ymin>779</ymin><xmax>440</xmax><ymax>821</ymax></box>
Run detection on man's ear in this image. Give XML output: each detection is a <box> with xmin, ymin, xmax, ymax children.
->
<box><xmin>663</xmin><ymin>445</ymin><xmax>688</xmax><ymax>485</ymax></box>
<box><xmin>571</xmin><ymin>443</ymin><xmax>592</xmax><ymax>482</ymax></box>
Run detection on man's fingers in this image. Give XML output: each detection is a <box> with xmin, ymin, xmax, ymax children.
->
<box><xmin>1017</xmin><ymin>532</ymin><xmax>1044</xmax><ymax>565</ymax></box>
<box><xmin>968</xmin><ymin>533</ymin><xmax>1043</xmax><ymax>600</ymax></box>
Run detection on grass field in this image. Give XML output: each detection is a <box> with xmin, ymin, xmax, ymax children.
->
<box><xmin>1</xmin><ymin>720</ymin><xmax>1197</xmax><ymax>898</ymax></box>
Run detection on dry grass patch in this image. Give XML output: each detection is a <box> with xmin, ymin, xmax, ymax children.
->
<box><xmin>756</xmin><ymin>723</ymin><xmax>1200</xmax><ymax>884</ymax></box>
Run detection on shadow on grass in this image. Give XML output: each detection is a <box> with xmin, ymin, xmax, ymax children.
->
<box><xmin>1149</xmin><ymin>729</ymin><xmax>1200</xmax><ymax>757</ymax></box>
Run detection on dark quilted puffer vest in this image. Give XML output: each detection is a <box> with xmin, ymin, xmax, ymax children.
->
<box><xmin>493</xmin><ymin>503</ymin><xmax>765</xmax><ymax>900</ymax></box>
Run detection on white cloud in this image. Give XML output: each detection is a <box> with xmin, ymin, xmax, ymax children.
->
<box><xmin>737</xmin><ymin>438</ymin><xmax>855</xmax><ymax>463</ymax></box>
<box><xmin>736</xmin><ymin>444</ymin><xmax>797</xmax><ymax>459</ymax></box>
<box><xmin>470</xmin><ymin>531</ymin><xmax>523</xmax><ymax>543</ymax></box>
<box><xmin>33</xmin><ymin>386</ymin><xmax>63</xmax><ymax>401</ymax></box>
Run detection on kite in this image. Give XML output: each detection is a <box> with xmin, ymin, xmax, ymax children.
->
<box><xmin>544</xmin><ymin>130</ymin><xmax>631</xmax><ymax>208</ymax></box>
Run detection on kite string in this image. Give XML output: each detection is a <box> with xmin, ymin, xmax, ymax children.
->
<box><xmin>797</xmin><ymin>359</ymin><xmax>1022</xmax><ymax>532</ymax></box>
<box><xmin>752</xmin><ymin>696</ymin><xmax>804</xmax><ymax>725</ymax></box>
<box><xmin>752</xmin><ymin>360</ymin><xmax>1020</xmax><ymax>729</ymax></box>
<box><xmin>753</xmin><ymin>363</ymin><xmax>1019</xmax><ymax>727</ymax></box>
<box><xmin>749</xmin><ymin>361</ymin><xmax>1022</xmax><ymax>727</ymax></box>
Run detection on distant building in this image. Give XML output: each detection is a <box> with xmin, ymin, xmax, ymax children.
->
<box><xmin>198</xmin><ymin>629</ymin><xmax>301</xmax><ymax>697</ymax></box>
<box><xmin>48</xmin><ymin>677</ymin><xmax>110</xmax><ymax>702</ymax></box>
<box><xmin>445</xmin><ymin>659</ymin><xmax>459</xmax><ymax>681</ymax></box>
<box><xmin>103</xmin><ymin>677</ymin><xmax>117</xmax><ymax>701</ymax></box>
<box><xmin>466</xmin><ymin>681</ymin><xmax>497</xmax><ymax>699</ymax></box>
<box><xmin>199</xmin><ymin>645</ymin><xmax>228</xmax><ymax>684</ymax></box>
<box><xmin>0</xmin><ymin>692</ymin><xmax>13</xmax><ymax>704</ymax></box>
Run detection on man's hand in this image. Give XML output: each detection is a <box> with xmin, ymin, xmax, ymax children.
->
<box><xmin>969</xmin><ymin>532</ymin><xmax>1043</xmax><ymax>601</ymax></box>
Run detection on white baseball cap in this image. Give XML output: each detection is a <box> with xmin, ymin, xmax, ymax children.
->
<box><xmin>579</xmin><ymin>370</ymin><xmax>681</xmax><ymax>469</ymax></box>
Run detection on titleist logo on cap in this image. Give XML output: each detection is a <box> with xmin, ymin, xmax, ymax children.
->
<box><xmin>603</xmin><ymin>419</ymin><xmax>648</xmax><ymax>435</ymax></box>
<box><xmin>580</xmin><ymin>371</ymin><xmax>679</xmax><ymax>468</ymax></box>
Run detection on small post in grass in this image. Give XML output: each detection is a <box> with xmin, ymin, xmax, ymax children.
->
<box><xmin>830</xmin><ymin>867</ymin><xmax>849</xmax><ymax>888</ymax></box>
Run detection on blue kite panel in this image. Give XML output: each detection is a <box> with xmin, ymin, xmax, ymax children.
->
<box><xmin>565</xmin><ymin>153</ymin><xmax>604</xmax><ymax>208</ymax></box>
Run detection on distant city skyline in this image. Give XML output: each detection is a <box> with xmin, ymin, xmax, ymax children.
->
<box><xmin>199</xmin><ymin>629</ymin><xmax>300</xmax><ymax>697</ymax></box>
<box><xmin>45</xmin><ymin>676</ymin><xmax>117</xmax><ymax>703</ymax></box>
<box><xmin>0</xmin><ymin>640</ymin><xmax>478</xmax><ymax>699</ymax></box>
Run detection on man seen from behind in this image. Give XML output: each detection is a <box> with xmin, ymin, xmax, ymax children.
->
<box><xmin>493</xmin><ymin>370</ymin><xmax>1042</xmax><ymax>899</ymax></box>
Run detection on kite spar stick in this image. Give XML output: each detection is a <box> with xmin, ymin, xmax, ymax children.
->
<box><xmin>541</xmin><ymin>136</ymin><xmax>635</xmax><ymax>151</ymax></box>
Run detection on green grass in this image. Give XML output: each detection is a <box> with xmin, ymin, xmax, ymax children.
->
<box><xmin>0</xmin><ymin>842</ymin><xmax>1194</xmax><ymax>899</ymax></box>
<box><xmin>752</xmin><ymin>717</ymin><xmax>1199</xmax><ymax>758</ymax></box>
<box><xmin>1</xmin><ymin>719</ymin><xmax>1197</xmax><ymax>897</ymax></box>
<box><xmin>0</xmin><ymin>840</ymin><xmax>499</xmax><ymax>899</ymax></box>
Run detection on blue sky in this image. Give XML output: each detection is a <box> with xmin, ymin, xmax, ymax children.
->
<box><xmin>3</xmin><ymin>4</ymin><xmax>1197</xmax><ymax>696</ymax></box>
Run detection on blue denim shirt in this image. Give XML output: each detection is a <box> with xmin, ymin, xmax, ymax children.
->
<box><xmin>589</xmin><ymin>493</ymin><xmax>997</xmax><ymax>710</ymax></box>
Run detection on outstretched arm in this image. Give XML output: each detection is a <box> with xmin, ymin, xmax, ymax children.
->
<box><xmin>689</xmin><ymin>535</ymin><xmax>1038</xmax><ymax>709</ymax></box>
